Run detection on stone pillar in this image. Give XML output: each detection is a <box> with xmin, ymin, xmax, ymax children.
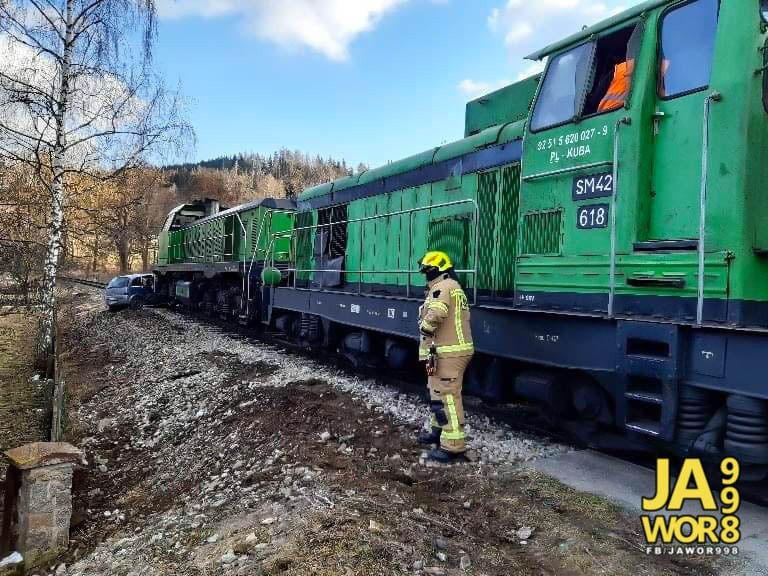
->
<box><xmin>2</xmin><ymin>443</ymin><xmax>82</xmax><ymax>570</ymax></box>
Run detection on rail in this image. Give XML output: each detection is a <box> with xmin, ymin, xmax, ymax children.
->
<box><xmin>59</xmin><ymin>277</ymin><xmax>107</xmax><ymax>289</ymax></box>
<box><xmin>264</xmin><ymin>198</ymin><xmax>480</xmax><ymax>303</ymax></box>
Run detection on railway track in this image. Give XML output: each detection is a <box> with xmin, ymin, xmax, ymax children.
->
<box><xmin>60</xmin><ymin>276</ymin><xmax>107</xmax><ymax>289</ymax></box>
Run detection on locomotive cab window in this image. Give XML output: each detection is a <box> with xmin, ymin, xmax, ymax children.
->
<box><xmin>658</xmin><ymin>0</ymin><xmax>719</xmax><ymax>99</ymax></box>
<box><xmin>531</xmin><ymin>23</ymin><xmax>640</xmax><ymax>131</ymax></box>
<box><xmin>583</xmin><ymin>24</ymin><xmax>642</xmax><ymax>116</ymax></box>
<box><xmin>530</xmin><ymin>43</ymin><xmax>593</xmax><ymax>132</ymax></box>
<box><xmin>762</xmin><ymin>0</ymin><xmax>768</xmax><ymax>23</ymax></box>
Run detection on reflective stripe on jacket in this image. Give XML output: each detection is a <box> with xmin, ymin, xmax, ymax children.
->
<box><xmin>418</xmin><ymin>274</ymin><xmax>474</xmax><ymax>359</ymax></box>
<box><xmin>598</xmin><ymin>60</ymin><xmax>634</xmax><ymax>112</ymax></box>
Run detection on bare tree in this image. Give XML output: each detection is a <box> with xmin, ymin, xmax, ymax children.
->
<box><xmin>0</xmin><ymin>161</ymin><xmax>47</xmax><ymax>307</ymax></box>
<box><xmin>0</xmin><ymin>0</ymin><xmax>192</xmax><ymax>354</ymax></box>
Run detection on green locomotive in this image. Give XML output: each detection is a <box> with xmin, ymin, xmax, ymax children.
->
<box><xmin>154</xmin><ymin>197</ymin><xmax>295</xmax><ymax>317</ymax></box>
<box><xmin>157</xmin><ymin>0</ymin><xmax>768</xmax><ymax>474</ymax></box>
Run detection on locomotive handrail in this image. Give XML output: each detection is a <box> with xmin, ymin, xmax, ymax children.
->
<box><xmin>263</xmin><ymin>198</ymin><xmax>481</xmax><ymax>303</ymax></box>
<box><xmin>235</xmin><ymin>213</ymin><xmax>247</xmax><ymax>312</ymax></box>
<box><xmin>244</xmin><ymin>209</ymin><xmax>294</xmax><ymax>315</ymax></box>
<box><xmin>246</xmin><ymin>212</ymin><xmax>270</xmax><ymax>315</ymax></box>
<box><xmin>608</xmin><ymin>116</ymin><xmax>631</xmax><ymax>318</ymax></box>
<box><xmin>697</xmin><ymin>91</ymin><xmax>722</xmax><ymax>326</ymax></box>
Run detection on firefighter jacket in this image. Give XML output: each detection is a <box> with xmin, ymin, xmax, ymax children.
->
<box><xmin>418</xmin><ymin>273</ymin><xmax>474</xmax><ymax>360</ymax></box>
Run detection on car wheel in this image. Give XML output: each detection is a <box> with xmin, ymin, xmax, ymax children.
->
<box><xmin>129</xmin><ymin>297</ymin><xmax>145</xmax><ymax>311</ymax></box>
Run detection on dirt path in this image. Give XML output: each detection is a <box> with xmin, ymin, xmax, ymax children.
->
<box><xmin>56</xmin><ymin>292</ymin><xmax>727</xmax><ymax>576</ymax></box>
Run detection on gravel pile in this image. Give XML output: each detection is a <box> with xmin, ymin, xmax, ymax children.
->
<box><xmin>52</xmin><ymin>293</ymin><xmax>567</xmax><ymax>576</ymax></box>
<box><xmin>151</xmin><ymin>309</ymin><xmax>567</xmax><ymax>465</ymax></box>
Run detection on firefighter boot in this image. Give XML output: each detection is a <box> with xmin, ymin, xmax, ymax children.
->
<box><xmin>427</xmin><ymin>447</ymin><xmax>468</xmax><ymax>463</ymax></box>
<box><xmin>417</xmin><ymin>427</ymin><xmax>442</xmax><ymax>445</ymax></box>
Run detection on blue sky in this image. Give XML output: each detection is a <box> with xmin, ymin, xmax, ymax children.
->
<box><xmin>154</xmin><ymin>0</ymin><xmax>633</xmax><ymax>168</ymax></box>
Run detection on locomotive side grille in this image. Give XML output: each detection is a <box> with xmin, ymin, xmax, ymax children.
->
<box><xmin>477</xmin><ymin>163</ymin><xmax>521</xmax><ymax>296</ymax></box>
<box><xmin>295</xmin><ymin>211</ymin><xmax>314</xmax><ymax>282</ymax></box>
<box><xmin>477</xmin><ymin>170</ymin><xmax>498</xmax><ymax>290</ymax></box>
<box><xmin>316</xmin><ymin>205</ymin><xmax>348</xmax><ymax>259</ymax></box>
<box><xmin>428</xmin><ymin>214</ymin><xmax>471</xmax><ymax>285</ymax></box>
<box><xmin>497</xmin><ymin>164</ymin><xmax>521</xmax><ymax>292</ymax></box>
<box><xmin>330</xmin><ymin>205</ymin><xmax>348</xmax><ymax>259</ymax></box>
<box><xmin>521</xmin><ymin>209</ymin><xmax>563</xmax><ymax>255</ymax></box>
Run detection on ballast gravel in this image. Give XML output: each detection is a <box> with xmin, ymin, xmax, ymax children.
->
<box><xmin>143</xmin><ymin>307</ymin><xmax>566</xmax><ymax>464</ymax></box>
<box><xmin>57</xmin><ymin>293</ymin><xmax>570</xmax><ymax>576</ymax></box>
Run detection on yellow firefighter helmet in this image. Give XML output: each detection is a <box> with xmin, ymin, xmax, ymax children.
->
<box><xmin>419</xmin><ymin>251</ymin><xmax>453</xmax><ymax>272</ymax></box>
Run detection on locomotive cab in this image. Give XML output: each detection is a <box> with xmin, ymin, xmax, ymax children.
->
<box><xmin>519</xmin><ymin>0</ymin><xmax>768</xmax><ymax>466</ymax></box>
<box><xmin>521</xmin><ymin>0</ymin><xmax>768</xmax><ymax>325</ymax></box>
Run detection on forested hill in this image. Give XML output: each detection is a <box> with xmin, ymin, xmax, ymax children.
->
<box><xmin>163</xmin><ymin>149</ymin><xmax>367</xmax><ymax>203</ymax></box>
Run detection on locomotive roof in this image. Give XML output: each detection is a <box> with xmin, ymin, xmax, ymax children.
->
<box><xmin>526</xmin><ymin>0</ymin><xmax>674</xmax><ymax>61</ymax></box>
<box><xmin>180</xmin><ymin>197</ymin><xmax>295</xmax><ymax>230</ymax></box>
<box><xmin>299</xmin><ymin>119</ymin><xmax>526</xmax><ymax>205</ymax></box>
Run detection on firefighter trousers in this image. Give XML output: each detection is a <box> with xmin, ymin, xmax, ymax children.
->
<box><xmin>427</xmin><ymin>355</ymin><xmax>472</xmax><ymax>454</ymax></box>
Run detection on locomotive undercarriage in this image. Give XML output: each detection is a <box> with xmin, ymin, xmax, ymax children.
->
<box><xmin>156</xmin><ymin>271</ymin><xmax>254</xmax><ymax>322</ymax></box>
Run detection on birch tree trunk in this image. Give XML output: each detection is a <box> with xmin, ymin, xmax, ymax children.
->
<box><xmin>38</xmin><ymin>0</ymin><xmax>74</xmax><ymax>357</ymax></box>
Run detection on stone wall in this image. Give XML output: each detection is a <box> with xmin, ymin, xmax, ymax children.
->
<box><xmin>16</xmin><ymin>464</ymin><xmax>74</xmax><ymax>562</ymax></box>
<box><xmin>2</xmin><ymin>443</ymin><xmax>81</xmax><ymax>570</ymax></box>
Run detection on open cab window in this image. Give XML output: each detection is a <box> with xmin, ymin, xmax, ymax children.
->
<box><xmin>530</xmin><ymin>23</ymin><xmax>642</xmax><ymax>133</ymax></box>
<box><xmin>762</xmin><ymin>0</ymin><xmax>768</xmax><ymax>22</ymax></box>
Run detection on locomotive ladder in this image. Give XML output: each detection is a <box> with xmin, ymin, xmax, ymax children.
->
<box><xmin>618</xmin><ymin>321</ymin><xmax>682</xmax><ymax>441</ymax></box>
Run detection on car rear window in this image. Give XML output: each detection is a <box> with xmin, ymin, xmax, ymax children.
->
<box><xmin>108</xmin><ymin>277</ymin><xmax>129</xmax><ymax>288</ymax></box>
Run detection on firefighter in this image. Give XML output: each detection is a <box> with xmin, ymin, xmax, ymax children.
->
<box><xmin>416</xmin><ymin>251</ymin><xmax>474</xmax><ymax>463</ymax></box>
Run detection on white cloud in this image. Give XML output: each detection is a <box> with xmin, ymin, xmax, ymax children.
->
<box><xmin>458</xmin><ymin>78</ymin><xmax>491</xmax><ymax>97</ymax></box>
<box><xmin>457</xmin><ymin>78</ymin><xmax>511</xmax><ymax>98</ymax></box>
<box><xmin>503</xmin><ymin>21</ymin><xmax>533</xmax><ymax>45</ymax></box>
<box><xmin>157</xmin><ymin>0</ymin><xmax>408</xmax><ymax>61</ymax></box>
<box><xmin>487</xmin><ymin>7</ymin><xmax>500</xmax><ymax>32</ymax></box>
<box><xmin>516</xmin><ymin>60</ymin><xmax>546</xmax><ymax>81</ymax></box>
<box><xmin>460</xmin><ymin>1</ymin><xmax>629</xmax><ymax>99</ymax></box>
<box><xmin>488</xmin><ymin>0</ymin><xmax>630</xmax><ymax>68</ymax></box>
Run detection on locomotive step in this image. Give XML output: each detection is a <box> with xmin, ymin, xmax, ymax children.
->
<box><xmin>624</xmin><ymin>391</ymin><xmax>664</xmax><ymax>405</ymax></box>
<box><xmin>625</xmin><ymin>421</ymin><xmax>662</xmax><ymax>437</ymax></box>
